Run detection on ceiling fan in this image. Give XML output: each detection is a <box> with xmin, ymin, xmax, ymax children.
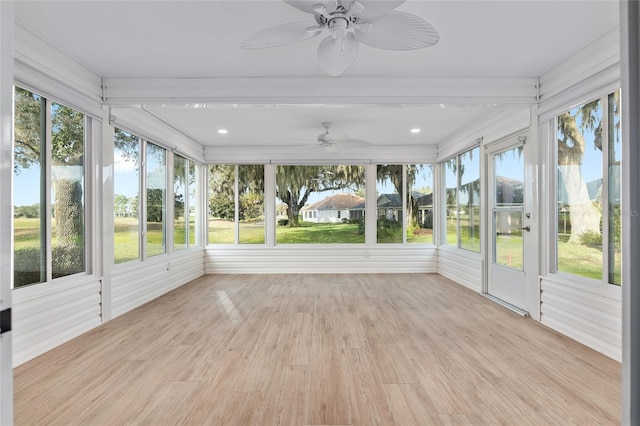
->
<box><xmin>241</xmin><ymin>0</ymin><xmax>440</xmax><ymax>76</ymax></box>
<box><xmin>305</xmin><ymin>122</ymin><xmax>369</xmax><ymax>152</ymax></box>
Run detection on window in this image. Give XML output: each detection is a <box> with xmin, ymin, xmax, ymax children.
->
<box><xmin>174</xmin><ymin>154</ymin><xmax>188</xmax><ymax>250</ymax></box>
<box><xmin>276</xmin><ymin>165</ymin><xmax>365</xmax><ymax>244</ymax></box>
<box><xmin>188</xmin><ymin>160</ymin><xmax>200</xmax><ymax>246</ymax></box>
<box><xmin>556</xmin><ymin>90</ymin><xmax>621</xmax><ymax>284</ymax></box>
<box><xmin>444</xmin><ymin>147</ymin><xmax>480</xmax><ymax>252</ymax></box>
<box><xmin>114</xmin><ymin>129</ymin><xmax>140</xmax><ymax>263</ymax></box>
<box><xmin>146</xmin><ymin>142</ymin><xmax>167</xmax><ymax>257</ymax></box>
<box><xmin>377</xmin><ymin>165</ymin><xmax>403</xmax><ymax>243</ymax></box>
<box><xmin>238</xmin><ymin>165</ymin><xmax>265</xmax><ymax>244</ymax></box>
<box><xmin>208</xmin><ymin>164</ymin><xmax>236</xmax><ymax>244</ymax></box>
<box><xmin>407</xmin><ymin>165</ymin><xmax>433</xmax><ymax>244</ymax></box>
<box><xmin>114</xmin><ymin>132</ymin><xmax>200</xmax><ymax>262</ymax></box>
<box><xmin>174</xmin><ymin>154</ymin><xmax>201</xmax><ymax>250</ymax></box>
<box><xmin>13</xmin><ymin>87</ymin><xmax>88</xmax><ymax>287</ymax></box>
<box><xmin>376</xmin><ymin>164</ymin><xmax>434</xmax><ymax>244</ymax></box>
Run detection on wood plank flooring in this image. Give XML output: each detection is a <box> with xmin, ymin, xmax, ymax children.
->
<box><xmin>14</xmin><ymin>274</ymin><xmax>621</xmax><ymax>425</ymax></box>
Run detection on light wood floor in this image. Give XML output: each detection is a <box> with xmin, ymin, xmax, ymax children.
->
<box><xmin>15</xmin><ymin>274</ymin><xmax>621</xmax><ymax>425</ymax></box>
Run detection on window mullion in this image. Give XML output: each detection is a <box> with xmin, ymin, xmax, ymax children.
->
<box><xmin>602</xmin><ymin>94</ymin><xmax>611</xmax><ymax>284</ymax></box>
<box><xmin>140</xmin><ymin>140</ymin><xmax>147</xmax><ymax>261</ymax></box>
<box><xmin>234</xmin><ymin>164</ymin><xmax>239</xmax><ymax>245</ymax></box>
<box><xmin>456</xmin><ymin>156</ymin><xmax>461</xmax><ymax>248</ymax></box>
<box><xmin>402</xmin><ymin>165</ymin><xmax>407</xmax><ymax>244</ymax></box>
<box><xmin>44</xmin><ymin>99</ymin><xmax>53</xmax><ymax>282</ymax></box>
<box><xmin>185</xmin><ymin>160</ymin><xmax>190</xmax><ymax>248</ymax></box>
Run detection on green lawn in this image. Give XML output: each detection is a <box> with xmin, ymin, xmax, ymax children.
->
<box><xmin>14</xmin><ymin>216</ymin><xmax>620</xmax><ymax>283</ymax></box>
<box><xmin>278</xmin><ymin>221</ymin><xmax>364</xmax><ymax>244</ymax></box>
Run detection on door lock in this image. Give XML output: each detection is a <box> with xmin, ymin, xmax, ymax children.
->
<box><xmin>521</xmin><ymin>225</ymin><xmax>531</xmax><ymax>232</ymax></box>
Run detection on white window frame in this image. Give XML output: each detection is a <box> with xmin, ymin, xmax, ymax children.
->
<box><xmin>547</xmin><ymin>88</ymin><xmax>622</xmax><ymax>287</ymax></box>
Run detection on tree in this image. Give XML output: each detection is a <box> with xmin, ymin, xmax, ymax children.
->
<box><xmin>15</xmin><ymin>204</ymin><xmax>40</xmax><ymax>218</ymax></box>
<box><xmin>14</xmin><ymin>88</ymin><xmax>44</xmax><ymax>173</ymax></box>
<box><xmin>377</xmin><ymin>164</ymin><xmax>429</xmax><ymax>230</ymax></box>
<box><xmin>208</xmin><ymin>164</ymin><xmax>235</xmax><ymax>219</ymax></box>
<box><xmin>174</xmin><ymin>193</ymin><xmax>185</xmax><ymax>220</ymax></box>
<box><xmin>557</xmin><ymin>98</ymin><xmax>607</xmax><ymax>243</ymax></box>
<box><xmin>15</xmin><ymin>88</ymin><xmax>86</xmax><ymax>273</ymax></box>
<box><xmin>276</xmin><ymin>165</ymin><xmax>365</xmax><ymax>227</ymax></box>
<box><xmin>147</xmin><ymin>189</ymin><xmax>165</xmax><ymax>222</ymax></box>
<box><xmin>114</xmin><ymin>194</ymin><xmax>130</xmax><ymax>217</ymax></box>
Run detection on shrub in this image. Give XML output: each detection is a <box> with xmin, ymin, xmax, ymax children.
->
<box><xmin>579</xmin><ymin>230</ymin><xmax>602</xmax><ymax>247</ymax></box>
<box><xmin>14</xmin><ymin>247</ymin><xmax>42</xmax><ymax>287</ymax></box>
<box><xmin>277</xmin><ymin>218</ymin><xmax>289</xmax><ymax>226</ymax></box>
<box><xmin>14</xmin><ymin>245</ymin><xmax>84</xmax><ymax>287</ymax></box>
<box><xmin>376</xmin><ymin>218</ymin><xmax>402</xmax><ymax>240</ymax></box>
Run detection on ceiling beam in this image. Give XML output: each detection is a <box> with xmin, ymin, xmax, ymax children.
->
<box><xmin>103</xmin><ymin>77</ymin><xmax>538</xmax><ymax>105</ymax></box>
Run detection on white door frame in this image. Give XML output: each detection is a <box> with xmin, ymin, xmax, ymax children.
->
<box><xmin>0</xmin><ymin>2</ymin><xmax>14</xmax><ymax>424</ymax></box>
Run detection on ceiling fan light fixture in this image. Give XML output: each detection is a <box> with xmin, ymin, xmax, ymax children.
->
<box><xmin>242</xmin><ymin>0</ymin><xmax>440</xmax><ymax>76</ymax></box>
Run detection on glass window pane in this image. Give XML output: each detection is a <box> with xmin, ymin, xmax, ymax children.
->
<box><xmin>13</xmin><ymin>87</ymin><xmax>46</xmax><ymax>287</ymax></box>
<box><xmin>239</xmin><ymin>165</ymin><xmax>265</xmax><ymax>244</ymax></box>
<box><xmin>608</xmin><ymin>90</ymin><xmax>622</xmax><ymax>285</ymax></box>
<box><xmin>495</xmin><ymin>147</ymin><xmax>524</xmax><ymax>207</ymax></box>
<box><xmin>174</xmin><ymin>154</ymin><xmax>188</xmax><ymax>251</ymax></box>
<box><xmin>276</xmin><ymin>165</ymin><xmax>365</xmax><ymax>244</ymax></box>
<box><xmin>460</xmin><ymin>147</ymin><xmax>480</xmax><ymax>252</ymax></box>
<box><xmin>556</xmin><ymin>98</ymin><xmax>603</xmax><ymax>280</ymax></box>
<box><xmin>146</xmin><ymin>142</ymin><xmax>167</xmax><ymax>256</ymax></box>
<box><xmin>377</xmin><ymin>165</ymin><xmax>403</xmax><ymax>243</ymax></box>
<box><xmin>188</xmin><ymin>161</ymin><xmax>199</xmax><ymax>246</ymax></box>
<box><xmin>495</xmin><ymin>210</ymin><xmax>524</xmax><ymax>269</ymax></box>
<box><xmin>407</xmin><ymin>165</ymin><xmax>433</xmax><ymax>244</ymax></box>
<box><xmin>114</xmin><ymin>129</ymin><xmax>140</xmax><ymax>264</ymax></box>
<box><xmin>445</xmin><ymin>158</ymin><xmax>458</xmax><ymax>246</ymax></box>
<box><xmin>51</xmin><ymin>102</ymin><xmax>86</xmax><ymax>278</ymax></box>
<box><xmin>208</xmin><ymin>164</ymin><xmax>236</xmax><ymax>244</ymax></box>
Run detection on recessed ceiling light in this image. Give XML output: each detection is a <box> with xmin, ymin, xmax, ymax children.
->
<box><xmin>218</xmin><ymin>129</ymin><xmax>228</xmax><ymax>134</ymax></box>
<box><xmin>410</xmin><ymin>128</ymin><xmax>421</xmax><ymax>133</ymax></box>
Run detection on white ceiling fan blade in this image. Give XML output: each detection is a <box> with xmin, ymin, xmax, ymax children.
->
<box><xmin>317</xmin><ymin>33</ymin><xmax>359</xmax><ymax>76</ymax></box>
<box><xmin>241</xmin><ymin>22</ymin><xmax>323</xmax><ymax>49</ymax></box>
<box><xmin>283</xmin><ymin>0</ymin><xmax>338</xmax><ymax>14</ymax></box>
<box><xmin>354</xmin><ymin>0</ymin><xmax>405</xmax><ymax>21</ymax></box>
<box><xmin>355</xmin><ymin>11</ymin><xmax>439</xmax><ymax>50</ymax></box>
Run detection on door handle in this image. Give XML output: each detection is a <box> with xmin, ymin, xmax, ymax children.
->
<box><xmin>521</xmin><ymin>225</ymin><xmax>531</xmax><ymax>232</ymax></box>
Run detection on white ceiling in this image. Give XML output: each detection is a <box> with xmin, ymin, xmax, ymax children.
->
<box><xmin>14</xmin><ymin>0</ymin><xmax>620</xmax><ymax>150</ymax></box>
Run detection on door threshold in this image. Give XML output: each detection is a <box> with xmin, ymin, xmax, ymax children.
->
<box><xmin>481</xmin><ymin>293</ymin><xmax>529</xmax><ymax>317</ymax></box>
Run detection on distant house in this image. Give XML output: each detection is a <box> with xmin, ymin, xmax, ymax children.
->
<box><xmin>350</xmin><ymin>192</ymin><xmax>433</xmax><ymax>227</ymax></box>
<box><xmin>301</xmin><ymin>193</ymin><xmax>365</xmax><ymax>223</ymax></box>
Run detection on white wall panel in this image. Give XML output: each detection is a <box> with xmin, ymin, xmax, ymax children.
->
<box><xmin>111</xmin><ymin>250</ymin><xmax>204</xmax><ymax>318</ymax></box>
<box><xmin>14</xmin><ymin>25</ymin><xmax>103</xmax><ymax>118</ymax></box>
<box><xmin>540</xmin><ymin>277</ymin><xmax>622</xmax><ymax>361</ymax></box>
<box><xmin>437</xmin><ymin>248</ymin><xmax>483</xmax><ymax>293</ymax></box>
<box><xmin>538</xmin><ymin>29</ymin><xmax>620</xmax><ymax>104</ymax></box>
<box><xmin>205</xmin><ymin>246</ymin><xmax>437</xmax><ymax>274</ymax></box>
<box><xmin>12</xmin><ymin>277</ymin><xmax>102</xmax><ymax>366</ymax></box>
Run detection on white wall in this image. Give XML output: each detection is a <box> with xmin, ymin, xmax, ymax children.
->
<box><xmin>111</xmin><ymin>251</ymin><xmax>204</xmax><ymax>318</ymax></box>
<box><xmin>205</xmin><ymin>246</ymin><xmax>437</xmax><ymax>274</ymax></box>
<box><xmin>438</xmin><ymin>247</ymin><xmax>483</xmax><ymax>293</ymax></box>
